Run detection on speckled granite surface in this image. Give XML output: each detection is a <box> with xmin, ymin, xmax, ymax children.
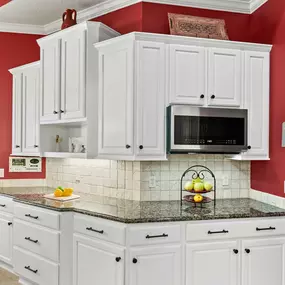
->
<box><xmin>1</xmin><ymin>187</ymin><xmax>285</xmax><ymax>223</ymax></box>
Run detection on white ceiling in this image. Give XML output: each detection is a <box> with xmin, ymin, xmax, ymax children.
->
<box><xmin>0</xmin><ymin>0</ymin><xmax>104</xmax><ymax>25</ymax></box>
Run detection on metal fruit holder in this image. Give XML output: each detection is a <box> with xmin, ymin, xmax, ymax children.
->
<box><xmin>180</xmin><ymin>165</ymin><xmax>216</xmax><ymax>208</ymax></box>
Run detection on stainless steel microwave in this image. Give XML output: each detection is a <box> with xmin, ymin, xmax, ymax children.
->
<box><xmin>167</xmin><ymin>105</ymin><xmax>248</xmax><ymax>154</ymax></box>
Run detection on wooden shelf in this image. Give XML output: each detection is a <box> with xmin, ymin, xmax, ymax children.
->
<box><xmin>42</xmin><ymin>152</ymin><xmax>87</xmax><ymax>159</ymax></box>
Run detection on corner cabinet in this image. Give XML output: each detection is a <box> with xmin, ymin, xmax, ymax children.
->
<box><xmin>95</xmin><ymin>33</ymin><xmax>271</xmax><ymax>161</ymax></box>
<box><xmin>10</xmin><ymin>61</ymin><xmax>40</xmax><ymax>157</ymax></box>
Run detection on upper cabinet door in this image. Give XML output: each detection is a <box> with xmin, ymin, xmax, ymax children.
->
<box><xmin>242</xmin><ymin>238</ymin><xmax>285</xmax><ymax>285</ymax></box>
<box><xmin>22</xmin><ymin>66</ymin><xmax>40</xmax><ymax>154</ymax></box>
<box><xmin>208</xmin><ymin>48</ymin><xmax>242</xmax><ymax>107</ymax></box>
<box><xmin>61</xmin><ymin>29</ymin><xmax>86</xmax><ymax>120</ymax></box>
<box><xmin>12</xmin><ymin>72</ymin><xmax>22</xmax><ymax>154</ymax></box>
<box><xmin>186</xmin><ymin>241</ymin><xmax>239</xmax><ymax>285</ymax></box>
<box><xmin>135</xmin><ymin>41</ymin><xmax>166</xmax><ymax>159</ymax></box>
<box><xmin>40</xmin><ymin>39</ymin><xmax>61</xmax><ymax>122</ymax></box>
<box><xmin>242</xmin><ymin>51</ymin><xmax>270</xmax><ymax>160</ymax></box>
<box><xmin>98</xmin><ymin>42</ymin><xmax>134</xmax><ymax>157</ymax></box>
<box><xmin>169</xmin><ymin>45</ymin><xmax>206</xmax><ymax>105</ymax></box>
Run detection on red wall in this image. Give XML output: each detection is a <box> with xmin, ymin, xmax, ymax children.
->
<box><xmin>0</xmin><ymin>32</ymin><xmax>45</xmax><ymax>179</ymax></box>
<box><xmin>0</xmin><ymin>0</ymin><xmax>10</xmax><ymax>6</ymax></box>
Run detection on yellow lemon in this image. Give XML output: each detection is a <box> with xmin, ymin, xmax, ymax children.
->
<box><xmin>193</xmin><ymin>194</ymin><xmax>203</xmax><ymax>203</ymax></box>
<box><xmin>63</xmin><ymin>188</ymin><xmax>73</xmax><ymax>197</ymax></box>
<box><xmin>54</xmin><ymin>189</ymin><xmax>63</xmax><ymax>197</ymax></box>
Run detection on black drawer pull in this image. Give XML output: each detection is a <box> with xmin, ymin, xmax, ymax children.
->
<box><xmin>0</xmin><ymin>204</ymin><xmax>6</xmax><ymax>207</ymax></box>
<box><xmin>34</xmin><ymin>145</ymin><xmax>39</xmax><ymax>148</ymax></box>
<box><xmin>256</xmin><ymin>226</ymin><xmax>276</xmax><ymax>231</ymax></box>
<box><xmin>25</xmin><ymin>214</ymin><xmax>39</xmax><ymax>220</ymax></box>
<box><xmin>86</xmin><ymin>227</ymin><xmax>104</xmax><ymax>234</ymax></box>
<box><xmin>25</xmin><ymin>237</ymin><xmax>39</xmax><ymax>244</ymax></box>
<box><xmin>24</xmin><ymin>266</ymin><xmax>38</xmax><ymax>274</ymax></box>
<box><xmin>208</xmin><ymin>229</ymin><xmax>229</xmax><ymax>235</ymax></box>
<box><xmin>15</xmin><ymin>145</ymin><xmax>20</xmax><ymax>148</ymax></box>
<box><xmin>60</xmin><ymin>110</ymin><xmax>65</xmax><ymax>113</ymax></box>
<box><xmin>146</xmin><ymin>233</ymin><xmax>168</xmax><ymax>239</ymax></box>
<box><xmin>8</xmin><ymin>222</ymin><xmax>12</xmax><ymax>226</ymax></box>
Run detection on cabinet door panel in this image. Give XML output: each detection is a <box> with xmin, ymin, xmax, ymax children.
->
<box><xmin>129</xmin><ymin>245</ymin><xmax>181</xmax><ymax>285</ymax></box>
<box><xmin>186</xmin><ymin>241</ymin><xmax>239</xmax><ymax>285</ymax></box>
<box><xmin>40</xmin><ymin>39</ymin><xmax>61</xmax><ymax>122</ymax></box>
<box><xmin>242</xmin><ymin>51</ymin><xmax>270</xmax><ymax>160</ymax></box>
<box><xmin>242</xmin><ymin>238</ymin><xmax>285</xmax><ymax>285</ymax></box>
<box><xmin>0</xmin><ymin>215</ymin><xmax>13</xmax><ymax>265</ymax></box>
<box><xmin>169</xmin><ymin>45</ymin><xmax>206</xmax><ymax>105</ymax></box>
<box><xmin>98</xmin><ymin>44</ymin><xmax>134</xmax><ymax>156</ymax></box>
<box><xmin>61</xmin><ymin>29</ymin><xmax>86</xmax><ymax>120</ymax></box>
<box><xmin>73</xmin><ymin>234</ymin><xmax>124</xmax><ymax>285</ymax></box>
<box><xmin>22</xmin><ymin>66</ymin><xmax>40</xmax><ymax>154</ymax></box>
<box><xmin>12</xmin><ymin>72</ymin><xmax>22</xmax><ymax>154</ymax></box>
<box><xmin>208</xmin><ymin>48</ymin><xmax>241</xmax><ymax>107</ymax></box>
<box><xmin>135</xmin><ymin>41</ymin><xmax>166</xmax><ymax>158</ymax></box>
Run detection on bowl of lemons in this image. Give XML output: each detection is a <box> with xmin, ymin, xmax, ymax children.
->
<box><xmin>54</xmin><ymin>186</ymin><xmax>73</xmax><ymax>198</ymax></box>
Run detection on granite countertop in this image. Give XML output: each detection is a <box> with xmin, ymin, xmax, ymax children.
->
<box><xmin>1</xmin><ymin>187</ymin><xmax>285</xmax><ymax>223</ymax></box>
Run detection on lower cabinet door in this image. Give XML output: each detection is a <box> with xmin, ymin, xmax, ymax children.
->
<box><xmin>242</xmin><ymin>237</ymin><xmax>285</xmax><ymax>285</ymax></box>
<box><xmin>129</xmin><ymin>245</ymin><xmax>182</xmax><ymax>285</ymax></box>
<box><xmin>0</xmin><ymin>214</ymin><xmax>13</xmax><ymax>265</ymax></box>
<box><xmin>73</xmin><ymin>234</ymin><xmax>124</xmax><ymax>285</ymax></box>
<box><xmin>186</xmin><ymin>240</ymin><xmax>239</xmax><ymax>285</ymax></box>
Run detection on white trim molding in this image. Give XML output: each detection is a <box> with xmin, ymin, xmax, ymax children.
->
<box><xmin>250</xmin><ymin>188</ymin><xmax>285</xmax><ymax>209</ymax></box>
<box><xmin>0</xmin><ymin>0</ymin><xmax>268</xmax><ymax>35</ymax></box>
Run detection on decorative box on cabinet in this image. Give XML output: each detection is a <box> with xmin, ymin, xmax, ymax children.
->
<box><xmin>10</xmin><ymin>61</ymin><xmax>40</xmax><ymax>157</ymax></box>
<box><xmin>37</xmin><ymin>21</ymin><xmax>120</xmax><ymax>159</ymax></box>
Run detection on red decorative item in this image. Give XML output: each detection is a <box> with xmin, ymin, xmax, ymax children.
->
<box><xmin>61</xmin><ymin>9</ymin><xmax>77</xmax><ymax>30</ymax></box>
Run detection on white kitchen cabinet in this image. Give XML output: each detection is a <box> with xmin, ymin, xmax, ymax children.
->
<box><xmin>0</xmin><ymin>213</ymin><xmax>13</xmax><ymax>265</ymax></box>
<box><xmin>60</xmin><ymin>29</ymin><xmax>86</xmax><ymax>120</ymax></box>
<box><xmin>73</xmin><ymin>234</ymin><xmax>124</xmax><ymax>285</ymax></box>
<box><xmin>242</xmin><ymin>237</ymin><xmax>285</xmax><ymax>285</ymax></box>
<box><xmin>129</xmin><ymin>245</ymin><xmax>182</xmax><ymax>285</ymax></box>
<box><xmin>22</xmin><ymin>64</ymin><xmax>40</xmax><ymax>154</ymax></box>
<box><xmin>186</xmin><ymin>240</ymin><xmax>239</xmax><ymax>285</ymax></box>
<box><xmin>11</xmin><ymin>72</ymin><xmax>22</xmax><ymax>155</ymax></box>
<box><xmin>208</xmin><ymin>48</ymin><xmax>242</xmax><ymax>107</ymax></box>
<box><xmin>169</xmin><ymin>44</ymin><xmax>206</xmax><ymax>105</ymax></box>
<box><xmin>10</xmin><ymin>61</ymin><xmax>40</xmax><ymax>156</ymax></box>
<box><xmin>40</xmin><ymin>38</ymin><xmax>61</xmax><ymax>122</ymax></box>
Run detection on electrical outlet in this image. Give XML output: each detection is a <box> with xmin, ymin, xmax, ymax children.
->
<box><xmin>0</xmin><ymin>169</ymin><xmax>4</xmax><ymax>178</ymax></box>
<box><xmin>222</xmin><ymin>175</ymin><xmax>229</xmax><ymax>186</ymax></box>
<box><xmin>149</xmin><ymin>175</ymin><xmax>156</xmax><ymax>188</ymax></box>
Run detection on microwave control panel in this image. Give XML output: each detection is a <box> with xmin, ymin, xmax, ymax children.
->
<box><xmin>9</xmin><ymin>157</ymin><xmax>42</xmax><ymax>172</ymax></box>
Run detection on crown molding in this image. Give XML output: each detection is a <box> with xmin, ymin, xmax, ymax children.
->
<box><xmin>0</xmin><ymin>0</ymin><xmax>268</xmax><ymax>35</ymax></box>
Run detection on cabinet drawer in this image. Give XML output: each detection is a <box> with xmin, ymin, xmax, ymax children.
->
<box><xmin>128</xmin><ymin>224</ymin><xmax>181</xmax><ymax>246</ymax></box>
<box><xmin>13</xmin><ymin>246</ymin><xmax>59</xmax><ymax>285</ymax></box>
<box><xmin>14</xmin><ymin>219</ymin><xmax>60</xmax><ymax>262</ymax></box>
<box><xmin>186</xmin><ymin>218</ymin><xmax>285</xmax><ymax>241</ymax></box>
<box><xmin>14</xmin><ymin>203</ymin><xmax>60</xmax><ymax>230</ymax></box>
<box><xmin>0</xmin><ymin>196</ymin><xmax>14</xmax><ymax>214</ymax></box>
<box><xmin>74</xmin><ymin>214</ymin><xmax>126</xmax><ymax>245</ymax></box>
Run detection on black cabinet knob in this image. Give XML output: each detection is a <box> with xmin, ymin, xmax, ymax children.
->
<box><xmin>115</xmin><ymin>257</ymin><xmax>121</xmax><ymax>262</ymax></box>
<box><xmin>211</xmin><ymin>95</ymin><xmax>215</xmax><ymax>99</ymax></box>
<box><xmin>60</xmin><ymin>110</ymin><xmax>64</xmax><ymax>113</ymax></box>
<box><xmin>139</xmin><ymin>145</ymin><xmax>143</xmax><ymax>150</ymax></box>
<box><xmin>53</xmin><ymin>111</ymin><xmax>58</xmax><ymax>114</ymax></box>
<box><xmin>126</xmin><ymin>145</ymin><xmax>131</xmax><ymax>149</ymax></box>
<box><xmin>133</xmin><ymin>258</ymin><xmax>138</xmax><ymax>264</ymax></box>
<box><xmin>247</xmin><ymin>146</ymin><xmax>251</xmax><ymax>150</ymax></box>
<box><xmin>233</xmin><ymin>249</ymin><xmax>239</xmax><ymax>254</ymax></box>
<box><xmin>34</xmin><ymin>145</ymin><xmax>39</xmax><ymax>148</ymax></box>
<box><xmin>200</xmin><ymin>94</ymin><xmax>205</xmax><ymax>99</ymax></box>
<box><xmin>8</xmin><ymin>222</ymin><xmax>12</xmax><ymax>226</ymax></box>
<box><xmin>245</xmin><ymin>248</ymin><xmax>250</xmax><ymax>254</ymax></box>
<box><xmin>15</xmin><ymin>145</ymin><xmax>20</xmax><ymax>148</ymax></box>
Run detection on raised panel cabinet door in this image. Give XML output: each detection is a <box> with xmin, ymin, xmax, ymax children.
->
<box><xmin>208</xmin><ymin>48</ymin><xmax>242</xmax><ymax>107</ymax></box>
<box><xmin>61</xmin><ymin>29</ymin><xmax>86</xmax><ymax>120</ymax></box>
<box><xmin>98</xmin><ymin>43</ymin><xmax>134</xmax><ymax>156</ymax></box>
<box><xmin>73</xmin><ymin>234</ymin><xmax>124</xmax><ymax>285</ymax></box>
<box><xmin>129</xmin><ymin>245</ymin><xmax>182</xmax><ymax>285</ymax></box>
<box><xmin>12</xmin><ymin>72</ymin><xmax>22</xmax><ymax>154</ymax></box>
<box><xmin>186</xmin><ymin>241</ymin><xmax>240</xmax><ymax>285</ymax></box>
<box><xmin>40</xmin><ymin>39</ymin><xmax>61</xmax><ymax>122</ymax></box>
<box><xmin>242</xmin><ymin>237</ymin><xmax>285</xmax><ymax>285</ymax></box>
<box><xmin>22</xmin><ymin>66</ymin><xmax>40</xmax><ymax>154</ymax></box>
<box><xmin>0</xmin><ymin>215</ymin><xmax>13</xmax><ymax>265</ymax></box>
<box><xmin>169</xmin><ymin>44</ymin><xmax>206</xmax><ymax>105</ymax></box>
<box><xmin>242</xmin><ymin>51</ymin><xmax>270</xmax><ymax>160</ymax></box>
<box><xmin>135</xmin><ymin>41</ymin><xmax>166</xmax><ymax>159</ymax></box>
